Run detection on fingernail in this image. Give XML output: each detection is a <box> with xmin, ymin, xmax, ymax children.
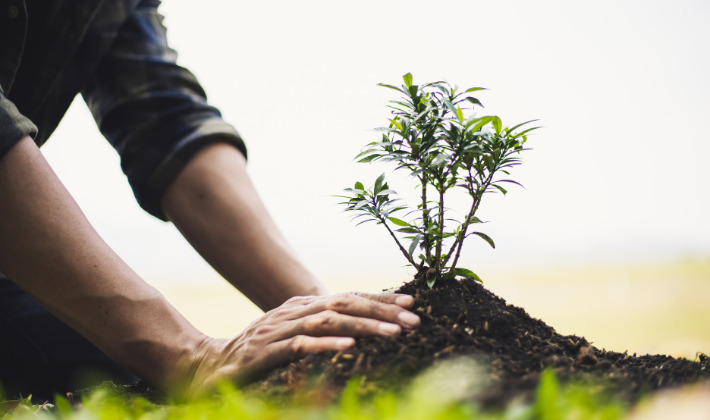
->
<box><xmin>395</xmin><ymin>295</ymin><xmax>414</xmax><ymax>307</ymax></box>
<box><xmin>398</xmin><ymin>311</ymin><xmax>420</xmax><ymax>327</ymax></box>
<box><xmin>379</xmin><ymin>322</ymin><xmax>400</xmax><ymax>335</ymax></box>
<box><xmin>336</xmin><ymin>338</ymin><xmax>355</xmax><ymax>349</ymax></box>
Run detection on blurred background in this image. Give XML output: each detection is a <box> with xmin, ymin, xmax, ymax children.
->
<box><xmin>41</xmin><ymin>0</ymin><xmax>709</xmax><ymax>358</ymax></box>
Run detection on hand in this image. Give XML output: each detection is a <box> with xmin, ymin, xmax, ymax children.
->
<box><xmin>176</xmin><ymin>292</ymin><xmax>420</xmax><ymax>398</ymax></box>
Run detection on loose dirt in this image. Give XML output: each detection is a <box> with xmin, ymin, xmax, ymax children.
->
<box><xmin>246</xmin><ymin>277</ymin><xmax>710</xmax><ymax>407</ymax></box>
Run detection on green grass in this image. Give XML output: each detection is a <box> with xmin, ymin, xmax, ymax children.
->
<box><xmin>2</xmin><ymin>368</ymin><xmax>629</xmax><ymax>420</ymax></box>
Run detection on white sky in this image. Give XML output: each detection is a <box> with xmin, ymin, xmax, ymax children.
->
<box><xmin>42</xmin><ymin>0</ymin><xmax>710</xmax><ymax>291</ymax></box>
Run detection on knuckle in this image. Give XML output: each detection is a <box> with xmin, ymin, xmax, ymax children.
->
<box><xmin>325</xmin><ymin>294</ymin><xmax>351</xmax><ymax>312</ymax></box>
<box><xmin>307</xmin><ymin>310</ymin><xmax>337</xmax><ymax>329</ymax></box>
<box><xmin>351</xmin><ymin>291</ymin><xmax>378</xmax><ymax>302</ymax></box>
<box><xmin>289</xmin><ymin>335</ymin><xmax>308</xmax><ymax>356</ymax></box>
<box><xmin>251</xmin><ymin>324</ymin><xmax>273</xmax><ymax>337</ymax></box>
<box><xmin>241</xmin><ymin>346</ymin><xmax>258</xmax><ymax>364</ymax></box>
<box><xmin>368</xmin><ymin>299</ymin><xmax>387</xmax><ymax>318</ymax></box>
<box><xmin>285</xmin><ymin>295</ymin><xmax>306</xmax><ymax>304</ymax></box>
<box><xmin>318</xmin><ymin>310</ymin><xmax>337</xmax><ymax>326</ymax></box>
<box><xmin>269</xmin><ymin>307</ymin><xmax>289</xmax><ymax>320</ymax></box>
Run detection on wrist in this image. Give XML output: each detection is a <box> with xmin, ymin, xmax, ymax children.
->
<box><xmin>93</xmin><ymin>292</ymin><xmax>210</xmax><ymax>393</ymax></box>
<box><xmin>171</xmin><ymin>336</ymin><xmax>234</xmax><ymax>399</ymax></box>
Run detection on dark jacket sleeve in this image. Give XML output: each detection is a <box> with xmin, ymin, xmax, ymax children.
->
<box><xmin>81</xmin><ymin>2</ymin><xmax>246</xmax><ymax>221</ymax></box>
<box><xmin>0</xmin><ymin>90</ymin><xmax>38</xmax><ymax>160</ymax></box>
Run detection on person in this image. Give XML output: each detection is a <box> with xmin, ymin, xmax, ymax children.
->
<box><xmin>0</xmin><ymin>0</ymin><xmax>420</xmax><ymax>399</ymax></box>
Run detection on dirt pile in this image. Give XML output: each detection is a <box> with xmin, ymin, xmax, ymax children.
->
<box><xmin>247</xmin><ymin>277</ymin><xmax>710</xmax><ymax>407</ymax></box>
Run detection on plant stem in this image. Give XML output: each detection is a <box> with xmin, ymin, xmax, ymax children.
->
<box><xmin>378</xmin><ymin>215</ymin><xmax>421</xmax><ymax>271</ymax></box>
<box><xmin>420</xmin><ymin>175</ymin><xmax>433</xmax><ymax>266</ymax></box>
<box><xmin>434</xmin><ymin>181</ymin><xmax>445</xmax><ymax>274</ymax></box>
<box><xmin>446</xmin><ymin>168</ymin><xmax>495</xmax><ymax>271</ymax></box>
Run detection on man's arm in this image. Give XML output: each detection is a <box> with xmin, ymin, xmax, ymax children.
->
<box><xmin>0</xmin><ymin>136</ymin><xmax>205</xmax><ymax>388</ymax></box>
<box><xmin>161</xmin><ymin>142</ymin><xmax>326</xmax><ymax>311</ymax></box>
<box><xmin>0</xmin><ymin>136</ymin><xmax>419</xmax><ymax>395</ymax></box>
<box><xmin>80</xmin><ymin>1</ymin><xmax>320</xmax><ymax>309</ymax></box>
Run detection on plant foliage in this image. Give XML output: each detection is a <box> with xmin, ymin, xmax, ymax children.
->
<box><xmin>340</xmin><ymin>73</ymin><xmax>536</xmax><ymax>287</ymax></box>
<box><xmin>0</xmin><ymin>370</ymin><xmax>627</xmax><ymax>420</ymax></box>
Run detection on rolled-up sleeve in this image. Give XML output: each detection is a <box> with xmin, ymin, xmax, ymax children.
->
<box><xmin>0</xmin><ymin>91</ymin><xmax>38</xmax><ymax>160</ymax></box>
<box><xmin>81</xmin><ymin>2</ymin><xmax>246</xmax><ymax>220</ymax></box>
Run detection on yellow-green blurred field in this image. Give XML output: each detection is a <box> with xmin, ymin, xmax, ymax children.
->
<box><xmin>486</xmin><ymin>258</ymin><xmax>710</xmax><ymax>359</ymax></box>
<box><xmin>158</xmin><ymin>258</ymin><xmax>710</xmax><ymax>360</ymax></box>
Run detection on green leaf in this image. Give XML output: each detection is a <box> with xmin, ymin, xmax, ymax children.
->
<box><xmin>403</xmin><ymin>73</ymin><xmax>413</xmax><ymax>88</ymax></box>
<box><xmin>374</xmin><ymin>173</ymin><xmax>386</xmax><ymax>192</ymax></box>
<box><xmin>467</xmin><ymin>116</ymin><xmax>491</xmax><ymax>133</ymax></box>
<box><xmin>354</xmin><ymin>181</ymin><xmax>364</xmax><ymax>190</ymax></box>
<box><xmin>465</xmin><ymin>87</ymin><xmax>487</xmax><ymax>93</ymax></box>
<box><xmin>377</xmin><ymin>83</ymin><xmax>405</xmax><ymax>94</ymax></box>
<box><xmin>472</xmin><ymin>231</ymin><xmax>495</xmax><ymax>248</ymax></box>
<box><xmin>508</xmin><ymin>119</ymin><xmax>539</xmax><ymax>133</ymax></box>
<box><xmin>408</xmin><ymin>234</ymin><xmax>422</xmax><ymax>259</ymax></box>
<box><xmin>354</xmin><ymin>149</ymin><xmax>381</xmax><ymax>161</ymax></box>
<box><xmin>396</xmin><ymin>227</ymin><xmax>420</xmax><ymax>234</ymax></box>
<box><xmin>451</xmin><ymin>267</ymin><xmax>483</xmax><ymax>282</ymax></box>
<box><xmin>466</xmin><ymin>97</ymin><xmax>483</xmax><ymax>107</ymax></box>
<box><xmin>456</xmin><ymin>107</ymin><xmax>464</xmax><ymax>122</ymax></box>
<box><xmin>512</xmin><ymin>126</ymin><xmax>540</xmax><ymax>138</ymax></box>
<box><xmin>53</xmin><ymin>396</ymin><xmax>74</xmax><ymax>416</ymax></box>
<box><xmin>491</xmin><ymin>116</ymin><xmax>502</xmax><ymax>134</ymax></box>
<box><xmin>442</xmin><ymin>99</ymin><xmax>458</xmax><ymax>116</ymax></box>
<box><xmin>387</xmin><ymin>206</ymin><xmax>408</xmax><ymax>214</ymax></box>
<box><xmin>495</xmin><ymin>179</ymin><xmax>525</xmax><ymax>189</ymax></box>
<box><xmin>535</xmin><ymin>369</ymin><xmax>560</xmax><ymax>418</ymax></box>
<box><xmin>353</xmin><ymin>201</ymin><xmax>369</xmax><ymax>211</ymax></box>
<box><xmin>388</xmin><ymin>217</ymin><xmax>410</xmax><ymax>227</ymax></box>
<box><xmin>431</xmin><ymin>153</ymin><xmax>447</xmax><ymax>167</ymax></box>
<box><xmin>357</xmin><ymin>154</ymin><xmax>381</xmax><ymax>163</ymax></box>
<box><xmin>408</xmin><ymin>85</ymin><xmax>419</xmax><ymax>99</ymax></box>
<box><xmin>491</xmin><ymin>184</ymin><xmax>508</xmax><ymax>195</ymax></box>
<box><xmin>376</xmin><ymin>189</ymin><xmax>396</xmax><ymax>196</ymax></box>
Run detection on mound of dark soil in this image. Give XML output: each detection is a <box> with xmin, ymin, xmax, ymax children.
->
<box><xmin>246</xmin><ymin>277</ymin><xmax>710</xmax><ymax>407</ymax></box>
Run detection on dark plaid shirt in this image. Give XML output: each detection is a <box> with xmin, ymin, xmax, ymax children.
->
<box><xmin>0</xmin><ymin>0</ymin><xmax>246</xmax><ymax>219</ymax></box>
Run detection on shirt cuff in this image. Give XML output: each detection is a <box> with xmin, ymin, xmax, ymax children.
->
<box><xmin>133</xmin><ymin>118</ymin><xmax>247</xmax><ymax>221</ymax></box>
<box><xmin>0</xmin><ymin>93</ymin><xmax>38</xmax><ymax>160</ymax></box>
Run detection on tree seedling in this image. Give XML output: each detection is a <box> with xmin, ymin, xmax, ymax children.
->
<box><xmin>340</xmin><ymin>73</ymin><xmax>536</xmax><ymax>288</ymax></box>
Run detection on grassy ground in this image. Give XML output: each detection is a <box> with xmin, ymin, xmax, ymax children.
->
<box><xmin>2</xmin><ymin>367</ymin><xmax>629</xmax><ymax>420</ymax></box>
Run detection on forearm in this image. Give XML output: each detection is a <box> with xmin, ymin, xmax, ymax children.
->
<box><xmin>0</xmin><ymin>136</ymin><xmax>205</xmax><ymax>389</ymax></box>
<box><xmin>162</xmin><ymin>142</ymin><xmax>327</xmax><ymax>311</ymax></box>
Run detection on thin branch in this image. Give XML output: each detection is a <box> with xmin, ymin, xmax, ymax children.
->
<box><xmin>434</xmin><ymin>180</ymin><xmax>446</xmax><ymax>273</ymax></box>
<box><xmin>420</xmin><ymin>174</ymin><xmax>433</xmax><ymax>267</ymax></box>
<box><xmin>445</xmin><ymin>166</ymin><xmax>495</xmax><ymax>271</ymax></box>
<box><xmin>377</xmin><ymin>214</ymin><xmax>421</xmax><ymax>271</ymax></box>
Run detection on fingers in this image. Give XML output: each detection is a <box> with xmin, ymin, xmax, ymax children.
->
<box><xmin>282</xmin><ymin>335</ymin><xmax>355</xmax><ymax>359</ymax></box>
<box><xmin>280</xmin><ymin>293</ymin><xmax>420</xmax><ymax>330</ymax></box>
<box><xmin>352</xmin><ymin>291</ymin><xmax>415</xmax><ymax>308</ymax></box>
<box><xmin>277</xmin><ymin>310</ymin><xmax>404</xmax><ymax>340</ymax></box>
<box><xmin>193</xmin><ymin>292</ymin><xmax>421</xmax><ymax>394</ymax></box>
<box><xmin>253</xmin><ymin>335</ymin><xmax>356</xmax><ymax>374</ymax></box>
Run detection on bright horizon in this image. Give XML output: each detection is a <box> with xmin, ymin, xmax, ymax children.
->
<box><xmin>41</xmin><ymin>0</ymin><xmax>710</xmax><ymax>292</ymax></box>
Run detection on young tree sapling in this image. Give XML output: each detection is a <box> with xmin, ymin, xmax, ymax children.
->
<box><xmin>340</xmin><ymin>73</ymin><xmax>536</xmax><ymax>288</ymax></box>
